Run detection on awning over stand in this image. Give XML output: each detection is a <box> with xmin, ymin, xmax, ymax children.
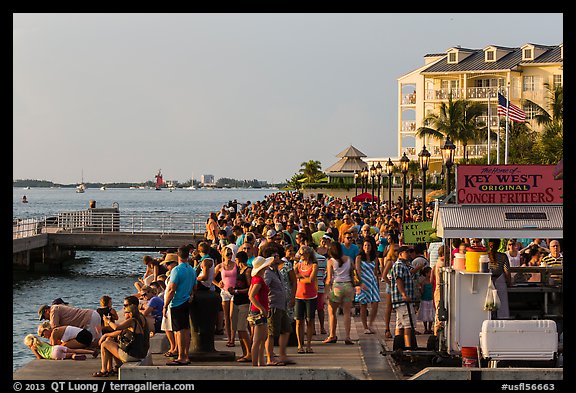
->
<box><xmin>434</xmin><ymin>204</ymin><xmax>563</xmax><ymax>239</ymax></box>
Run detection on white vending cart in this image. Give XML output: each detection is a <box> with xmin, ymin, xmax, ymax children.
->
<box><xmin>444</xmin><ymin>269</ymin><xmax>491</xmax><ymax>354</ymax></box>
<box><xmin>434</xmin><ymin>203</ymin><xmax>563</xmax><ymax>356</ymax></box>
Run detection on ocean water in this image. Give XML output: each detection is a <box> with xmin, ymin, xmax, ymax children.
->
<box><xmin>12</xmin><ymin>186</ymin><xmax>276</xmax><ymax>372</ymax></box>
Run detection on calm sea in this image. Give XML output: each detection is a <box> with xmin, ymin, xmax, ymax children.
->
<box><xmin>12</xmin><ymin>186</ymin><xmax>277</xmax><ymax>372</ymax></box>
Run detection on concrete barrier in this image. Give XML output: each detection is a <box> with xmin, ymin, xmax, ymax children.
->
<box><xmin>119</xmin><ymin>365</ymin><xmax>357</xmax><ymax>380</ymax></box>
<box><xmin>410</xmin><ymin>367</ymin><xmax>563</xmax><ymax>380</ymax></box>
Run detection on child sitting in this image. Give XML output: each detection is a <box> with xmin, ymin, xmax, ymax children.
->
<box><xmin>96</xmin><ymin>295</ymin><xmax>119</xmax><ymax>334</ymax></box>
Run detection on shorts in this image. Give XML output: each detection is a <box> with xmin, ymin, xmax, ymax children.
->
<box><xmin>170</xmin><ymin>302</ymin><xmax>191</xmax><ymax>332</ymax></box>
<box><xmin>394</xmin><ymin>303</ymin><xmax>416</xmax><ymax>330</ymax></box>
<box><xmin>328</xmin><ymin>282</ymin><xmax>355</xmax><ymax>304</ymax></box>
<box><xmin>316</xmin><ymin>293</ymin><xmax>325</xmax><ymax>311</ymax></box>
<box><xmin>247</xmin><ymin>310</ymin><xmax>267</xmax><ymax>326</ymax></box>
<box><xmin>376</xmin><ymin>250</ymin><xmax>384</xmax><ymax>258</ymax></box>
<box><xmin>294</xmin><ymin>298</ymin><xmax>317</xmax><ymax>321</ymax></box>
<box><xmin>231</xmin><ymin>303</ymin><xmax>249</xmax><ymax>332</ymax></box>
<box><xmin>75</xmin><ymin>329</ymin><xmax>93</xmax><ymax>346</ymax></box>
<box><xmin>220</xmin><ymin>289</ymin><xmax>233</xmax><ymax>302</ymax></box>
<box><xmin>267</xmin><ymin>307</ymin><xmax>292</xmax><ymax>337</ymax></box>
<box><xmin>51</xmin><ymin>344</ymin><xmax>68</xmax><ymax>360</ymax></box>
<box><xmin>118</xmin><ymin>348</ymin><xmax>143</xmax><ymax>363</ymax></box>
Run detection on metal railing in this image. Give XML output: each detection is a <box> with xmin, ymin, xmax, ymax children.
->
<box><xmin>13</xmin><ymin>211</ymin><xmax>208</xmax><ymax>239</ymax></box>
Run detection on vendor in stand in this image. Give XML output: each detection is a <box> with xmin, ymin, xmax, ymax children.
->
<box><xmin>487</xmin><ymin>238</ymin><xmax>511</xmax><ymax>319</ymax></box>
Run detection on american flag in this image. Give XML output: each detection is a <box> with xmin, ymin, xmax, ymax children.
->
<box><xmin>497</xmin><ymin>93</ymin><xmax>526</xmax><ymax>122</ymax></box>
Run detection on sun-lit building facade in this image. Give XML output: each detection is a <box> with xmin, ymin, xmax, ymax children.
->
<box><xmin>390</xmin><ymin>43</ymin><xmax>563</xmax><ymax>176</ymax></box>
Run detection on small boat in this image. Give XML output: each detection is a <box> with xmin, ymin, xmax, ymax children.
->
<box><xmin>21</xmin><ymin>195</ymin><xmax>28</xmax><ymax>203</ymax></box>
<box><xmin>100</xmin><ymin>185</ymin><xmax>107</xmax><ymax>190</ymax></box>
<box><xmin>76</xmin><ymin>170</ymin><xmax>86</xmax><ymax>193</ymax></box>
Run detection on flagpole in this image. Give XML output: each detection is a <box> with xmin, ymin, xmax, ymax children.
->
<box><xmin>496</xmin><ymin>111</ymin><xmax>500</xmax><ymax>165</ymax></box>
<box><xmin>487</xmin><ymin>91</ymin><xmax>491</xmax><ymax>164</ymax></box>
<box><xmin>505</xmin><ymin>83</ymin><xmax>510</xmax><ymax>164</ymax></box>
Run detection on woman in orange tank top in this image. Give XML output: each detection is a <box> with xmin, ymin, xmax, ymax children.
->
<box><xmin>294</xmin><ymin>246</ymin><xmax>318</xmax><ymax>354</ymax></box>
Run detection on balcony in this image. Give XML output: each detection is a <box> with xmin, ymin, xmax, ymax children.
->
<box><xmin>425</xmin><ymin>88</ymin><xmax>462</xmax><ymax>100</ymax></box>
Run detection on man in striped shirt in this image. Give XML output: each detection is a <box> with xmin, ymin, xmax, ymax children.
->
<box><xmin>391</xmin><ymin>246</ymin><xmax>416</xmax><ymax>349</ymax></box>
<box><xmin>542</xmin><ymin>240</ymin><xmax>563</xmax><ymax>283</ymax></box>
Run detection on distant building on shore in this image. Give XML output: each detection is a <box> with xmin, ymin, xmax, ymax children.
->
<box><xmin>201</xmin><ymin>174</ymin><xmax>215</xmax><ymax>187</ymax></box>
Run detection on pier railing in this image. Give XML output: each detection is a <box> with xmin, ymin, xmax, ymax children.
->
<box><xmin>13</xmin><ymin>211</ymin><xmax>207</xmax><ymax>238</ymax></box>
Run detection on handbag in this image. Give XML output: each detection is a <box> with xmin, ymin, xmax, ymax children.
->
<box><xmin>118</xmin><ymin>329</ymin><xmax>135</xmax><ymax>352</ymax></box>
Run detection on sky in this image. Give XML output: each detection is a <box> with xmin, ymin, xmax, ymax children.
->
<box><xmin>13</xmin><ymin>13</ymin><xmax>563</xmax><ymax>185</ymax></box>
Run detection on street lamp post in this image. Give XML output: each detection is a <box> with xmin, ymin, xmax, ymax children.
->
<box><xmin>441</xmin><ymin>137</ymin><xmax>456</xmax><ymax>202</ymax></box>
<box><xmin>370</xmin><ymin>163</ymin><xmax>376</xmax><ymax>205</ymax></box>
<box><xmin>386</xmin><ymin>158</ymin><xmax>394</xmax><ymax>211</ymax></box>
<box><xmin>418</xmin><ymin>145</ymin><xmax>431</xmax><ymax>221</ymax></box>
<box><xmin>400</xmin><ymin>152</ymin><xmax>410</xmax><ymax>227</ymax></box>
<box><xmin>362</xmin><ymin>168</ymin><xmax>367</xmax><ymax>194</ymax></box>
<box><xmin>376</xmin><ymin>161</ymin><xmax>382</xmax><ymax>207</ymax></box>
<box><xmin>354</xmin><ymin>170</ymin><xmax>358</xmax><ymax>197</ymax></box>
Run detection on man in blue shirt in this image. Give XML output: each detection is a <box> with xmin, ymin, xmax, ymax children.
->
<box><xmin>340</xmin><ymin>231</ymin><xmax>360</xmax><ymax>262</ymax></box>
<box><xmin>163</xmin><ymin>246</ymin><xmax>197</xmax><ymax>365</ymax></box>
<box><xmin>391</xmin><ymin>246</ymin><xmax>415</xmax><ymax>349</ymax></box>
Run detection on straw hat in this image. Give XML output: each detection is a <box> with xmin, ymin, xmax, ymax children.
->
<box><xmin>251</xmin><ymin>256</ymin><xmax>274</xmax><ymax>276</ymax></box>
<box><xmin>160</xmin><ymin>253</ymin><xmax>179</xmax><ymax>265</ymax></box>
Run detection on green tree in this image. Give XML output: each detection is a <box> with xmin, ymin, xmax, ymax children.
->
<box><xmin>416</xmin><ymin>93</ymin><xmax>463</xmax><ymax>145</ymax></box>
<box><xmin>524</xmin><ymin>83</ymin><xmax>563</xmax><ymax>164</ymax></box>
<box><xmin>299</xmin><ymin>160</ymin><xmax>324</xmax><ymax>183</ymax></box>
<box><xmin>459</xmin><ymin>100</ymin><xmax>486</xmax><ymax>163</ymax></box>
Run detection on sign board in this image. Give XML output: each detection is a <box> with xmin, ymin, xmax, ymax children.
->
<box><xmin>456</xmin><ymin>165</ymin><xmax>563</xmax><ymax>205</ymax></box>
<box><xmin>402</xmin><ymin>221</ymin><xmax>435</xmax><ymax>244</ymax></box>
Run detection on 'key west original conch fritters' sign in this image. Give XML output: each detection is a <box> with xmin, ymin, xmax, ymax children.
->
<box><xmin>456</xmin><ymin>165</ymin><xmax>563</xmax><ymax>205</ymax></box>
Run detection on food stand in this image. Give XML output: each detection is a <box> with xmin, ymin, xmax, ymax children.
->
<box><xmin>432</xmin><ymin>164</ymin><xmax>563</xmax><ymax>358</ymax></box>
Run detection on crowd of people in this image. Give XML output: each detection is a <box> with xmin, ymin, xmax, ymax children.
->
<box><xmin>28</xmin><ymin>191</ymin><xmax>563</xmax><ymax>372</ymax></box>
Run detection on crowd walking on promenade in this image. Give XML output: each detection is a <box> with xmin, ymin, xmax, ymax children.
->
<box><xmin>28</xmin><ymin>191</ymin><xmax>562</xmax><ymax>374</ymax></box>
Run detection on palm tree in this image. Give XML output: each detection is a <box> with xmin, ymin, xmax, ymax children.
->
<box><xmin>524</xmin><ymin>83</ymin><xmax>563</xmax><ymax>127</ymax></box>
<box><xmin>416</xmin><ymin>93</ymin><xmax>463</xmax><ymax>145</ymax></box>
<box><xmin>459</xmin><ymin>100</ymin><xmax>486</xmax><ymax>163</ymax></box>
<box><xmin>299</xmin><ymin>160</ymin><xmax>323</xmax><ymax>183</ymax></box>
<box><xmin>523</xmin><ymin>83</ymin><xmax>563</xmax><ymax>164</ymax></box>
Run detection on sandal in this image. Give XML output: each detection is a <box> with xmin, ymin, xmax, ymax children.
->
<box><xmin>305</xmin><ymin>347</ymin><xmax>314</xmax><ymax>353</ymax></box>
<box><xmin>72</xmin><ymin>354</ymin><xmax>86</xmax><ymax>360</ymax></box>
<box><xmin>92</xmin><ymin>371</ymin><xmax>109</xmax><ymax>377</ymax></box>
<box><xmin>164</xmin><ymin>351</ymin><xmax>177</xmax><ymax>357</ymax></box>
<box><xmin>236</xmin><ymin>356</ymin><xmax>251</xmax><ymax>362</ymax></box>
<box><xmin>344</xmin><ymin>338</ymin><xmax>354</xmax><ymax>345</ymax></box>
<box><xmin>322</xmin><ymin>336</ymin><xmax>338</xmax><ymax>344</ymax></box>
<box><xmin>226</xmin><ymin>342</ymin><xmax>235</xmax><ymax>347</ymax></box>
<box><xmin>385</xmin><ymin>330</ymin><xmax>393</xmax><ymax>339</ymax></box>
<box><xmin>297</xmin><ymin>348</ymin><xmax>306</xmax><ymax>354</ymax></box>
<box><xmin>266</xmin><ymin>361</ymin><xmax>286</xmax><ymax>366</ymax></box>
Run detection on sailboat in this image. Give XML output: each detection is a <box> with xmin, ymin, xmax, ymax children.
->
<box><xmin>76</xmin><ymin>170</ymin><xmax>86</xmax><ymax>193</ymax></box>
<box><xmin>154</xmin><ymin>169</ymin><xmax>164</xmax><ymax>190</ymax></box>
<box><xmin>185</xmin><ymin>173</ymin><xmax>196</xmax><ymax>190</ymax></box>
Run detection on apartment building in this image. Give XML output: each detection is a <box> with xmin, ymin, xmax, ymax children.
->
<box><xmin>390</xmin><ymin>43</ymin><xmax>563</xmax><ymax>175</ymax></box>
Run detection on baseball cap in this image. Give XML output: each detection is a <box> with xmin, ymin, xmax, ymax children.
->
<box><xmin>398</xmin><ymin>245</ymin><xmax>411</xmax><ymax>254</ymax></box>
